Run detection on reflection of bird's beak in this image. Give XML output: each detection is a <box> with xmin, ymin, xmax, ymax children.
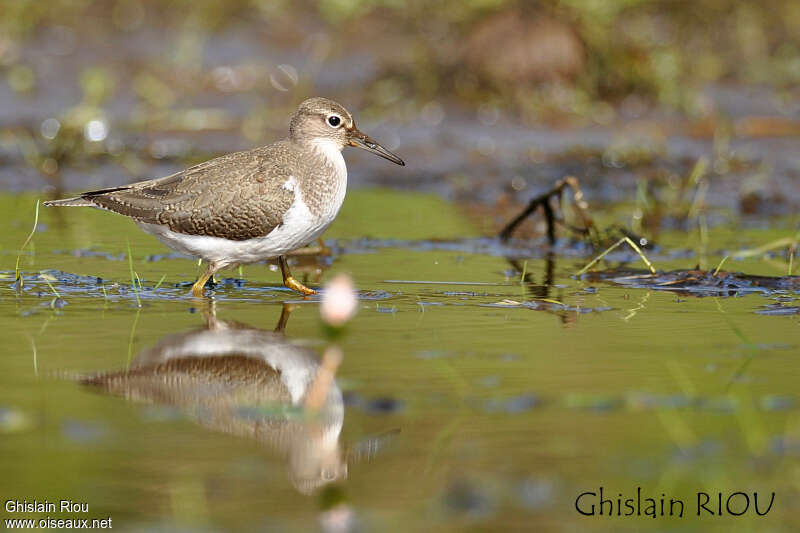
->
<box><xmin>347</xmin><ymin>127</ymin><xmax>405</xmax><ymax>166</ymax></box>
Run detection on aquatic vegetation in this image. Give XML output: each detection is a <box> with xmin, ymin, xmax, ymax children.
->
<box><xmin>126</xmin><ymin>241</ymin><xmax>142</xmax><ymax>308</ymax></box>
<box><xmin>13</xmin><ymin>199</ymin><xmax>39</xmax><ymax>291</ymax></box>
<box><xmin>585</xmin><ymin>267</ymin><xmax>800</xmax><ymax>298</ymax></box>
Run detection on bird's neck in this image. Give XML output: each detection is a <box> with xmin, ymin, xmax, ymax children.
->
<box><xmin>307</xmin><ymin>138</ymin><xmax>347</xmax><ymax>183</ymax></box>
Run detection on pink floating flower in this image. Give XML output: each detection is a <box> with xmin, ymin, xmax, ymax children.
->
<box><xmin>320</xmin><ymin>274</ymin><xmax>357</xmax><ymax>327</ymax></box>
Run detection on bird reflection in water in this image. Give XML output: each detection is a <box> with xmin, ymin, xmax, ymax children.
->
<box><xmin>81</xmin><ymin>304</ymin><xmax>348</xmax><ymax>495</ymax></box>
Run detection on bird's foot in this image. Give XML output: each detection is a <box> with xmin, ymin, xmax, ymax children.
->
<box><xmin>191</xmin><ymin>280</ymin><xmax>207</xmax><ymax>297</ymax></box>
<box><xmin>316</xmin><ymin>237</ymin><xmax>332</xmax><ymax>256</ymax></box>
<box><xmin>191</xmin><ymin>268</ymin><xmax>215</xmax><ymax>298</ymax></box>
<box><xmin>284</xmin><ymin>276</ymin><xmax>317</xmax><ymax>296</ymax></box>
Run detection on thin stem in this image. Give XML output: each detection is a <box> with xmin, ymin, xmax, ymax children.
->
<box><xmin>576</xmin><ymin>236</ymin><xmax>656</xmax><ymax>276</ymax></box>
<box><xmin>154</xmin><ymin>273</ymin><xmax>167</xmax><ymax>290</ymax></box>
<box><xmin>712</xmin><ymin>255</ymin><xmax>730</xmax><ymax>277</ymax></box>
<box><xmin>14</xmin><ymin>199</ymin><xmax>40</xmax><ymax>289</ymax></box>
<box><xmin>127</xmin><ymin>240</ymin><xmax>142</xmax><ymax>308</ymax></box>
<box><xmin>44</xmin><ymin>278</ymin><xmax>61</xmax><ymax>298</ymax></box>
<box><xmin>126</xmin><ymin>309</ymin><xmax>141</xmax><ymax>372</ymax></box>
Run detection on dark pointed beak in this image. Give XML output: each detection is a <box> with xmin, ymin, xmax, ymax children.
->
<box><xmin>347</xmin><ymin>127</ymin><xmax>405</xmax><ymax>166</ymax></box>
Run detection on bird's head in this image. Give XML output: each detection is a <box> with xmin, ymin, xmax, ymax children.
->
<box><xmin>289</xmin><ymin>97</ymin><xmax>405</xmax><ymax>166</ymax></box>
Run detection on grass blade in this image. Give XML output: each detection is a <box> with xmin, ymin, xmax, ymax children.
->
<box><xmin>712</xmin><ymin>255</ymin><xmax>730</xmax><ymax>277</ymax></box>
<box><xmin>576</xmin><ymin>236</ymin><xmax>656</xmax><ymax>276</ymax></box>
<box><xmin>154</xmin><ymin>273</ymin><xmax>167</xmax><ymax>290</ymax></box>
<box><xmin>14</xmin><ymin>199</ymin><xmax>40</xmax><ymax>289</ymax></box>
<box><xmin>127</xmin><ymin>240</ymin><xmax>142</xmax><ymax>308</ymax></box>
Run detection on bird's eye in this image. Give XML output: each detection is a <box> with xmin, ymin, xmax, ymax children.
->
<box><xmin>327</xmin><ymin>115</ymin><xmax>342</xmax><ymax>128</ymax></box>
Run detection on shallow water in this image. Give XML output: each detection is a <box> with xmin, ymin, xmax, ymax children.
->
<box><xmin>2</xmin><ymin>190</ymin><xmax>799</xmax><ymax>532</ymax></box>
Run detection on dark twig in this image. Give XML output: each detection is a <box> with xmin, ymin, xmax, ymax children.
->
<box><xmin>498</xmin><ymin>176</ymin><xmax>597</xmax><ymax>245</ymax></box>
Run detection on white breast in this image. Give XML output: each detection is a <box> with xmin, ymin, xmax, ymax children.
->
<box><xmin>308</xmin><ymin>138</ymin><xmax>348</xmax><ymax>229</ymax></box>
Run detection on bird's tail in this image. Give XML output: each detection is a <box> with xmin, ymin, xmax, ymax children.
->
<box><xmin>44</xmin><ymin>196</ymin><xmax>94</xmax><ymax>207</ymax></box>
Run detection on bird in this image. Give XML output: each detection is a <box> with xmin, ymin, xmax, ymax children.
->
<box><xmin>45</xmin><ymin>97</ymin><xmax>405</xmax><ymax>297</ymax></box>
<box><xmin>81</xmin><ymin>305</ymin><xmax>347</xmax><ymax>494</ymax></box>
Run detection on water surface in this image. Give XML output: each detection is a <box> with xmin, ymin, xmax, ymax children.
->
<box><xmin>1</xmin><ymin>190</ymin><xmax>799</xmax><ymax>532</ymax></box>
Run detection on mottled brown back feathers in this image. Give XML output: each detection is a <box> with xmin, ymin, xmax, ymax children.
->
<box><xmin>80</xmin><ymin>145</ymin><xmax>302</xmax><ymax>240</ymax></box>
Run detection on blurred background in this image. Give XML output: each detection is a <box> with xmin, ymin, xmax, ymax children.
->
<box><xmin>2</xmin><ymin>0</ymin><xmax>799</xmax><ymax>229</ymax></box>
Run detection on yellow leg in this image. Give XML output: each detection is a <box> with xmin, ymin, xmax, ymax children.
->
<box><xmin>191</xmin><ymin>262</ymin><xmax>218</xmax><ymax>297</ymax></box>
<box><xmin>279</xmin><ymin>255</ymin><xmax>316</xmax><ymax>296</ymax></box>
<box><xmin>201</xmin><ymin>299</ymin><xmax>219</xmax><ymax>328</ymax></box>
<box><xmin>317</xmin><ymin>237</ymin><xmax>331</xmax><ymax>256</ymax></box>
<box><xmin>274</xmin><ymin>303</ymin><xmax>300</xmax><ymax>333</ymax></box>
<box><xmin>286</xmin><ymin>238</ymin><xmax>330</xmax><ymax>257</ymax></box>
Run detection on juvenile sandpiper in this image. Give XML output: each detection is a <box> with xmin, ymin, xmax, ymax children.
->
<box><xmin>45</xmin><ymin>97</ymin><xmax>404</xmax><ymax>297</ymax></box>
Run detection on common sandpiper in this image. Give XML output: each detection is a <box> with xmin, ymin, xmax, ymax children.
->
<box><xmin>45</xmin><ymin>97</ymin><xmax>405</xmax><ymax>296</ymax></box>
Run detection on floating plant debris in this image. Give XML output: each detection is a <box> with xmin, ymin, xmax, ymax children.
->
<box><xmin>584</xmin><ymin>268</ymin><xmax>800</xmax><ymax>297</ymax></box>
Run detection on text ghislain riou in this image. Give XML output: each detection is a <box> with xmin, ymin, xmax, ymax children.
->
<box><xmin>6</xmin><ymin>499</ymin><xmax>88</xmax><ymax>513</ymax></box>
<box><xmin>575</xmin><ymin>488</ymin><xmax>775</xmax><ymax>518</ymax></box>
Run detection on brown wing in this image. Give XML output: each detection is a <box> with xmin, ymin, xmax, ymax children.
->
<box><xmin>84</xmin><ymin>144</ymin><xmax>297</xmax><ymax>240</ymax></box>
